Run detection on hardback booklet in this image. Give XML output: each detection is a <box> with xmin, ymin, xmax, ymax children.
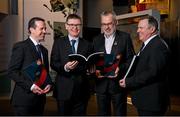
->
<box><xmin>123</xmin><ymin>55</ymin><xmax>139</xmax><ymax>79</ymax></box>
<box><xmin>95</xmin><ymin>54</ymin><xmax>122</xmax><ymax>78</ymax></box>
<box><xmin>68</xmin><ymin>51</ymin><xmax>104</xmax><ymax>65</ymax></box>
<box><xmin>23</xmin><ymin>60</ymin><xmax>51</xmax><ymax>88</ymax></box>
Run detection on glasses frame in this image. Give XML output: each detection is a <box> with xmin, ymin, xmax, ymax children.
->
<box><xmin>66</xmin><ymin>23</ymin><xmax>82</xmax><ymax>28</ymax></box>
<box><xmin>101</xmin><ymin>22</ymin><xmax>115</xmax><ymax>27</ymax></box>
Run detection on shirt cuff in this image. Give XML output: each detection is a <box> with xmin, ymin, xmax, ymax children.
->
<box><xmin>30</xmin><ymin>84</ymin><xmax>36</xmax><ymax>91</ymax></box>
<box><xmin>64</xmin><ymin>64</ymin><xmax>70</xmax><ymax>72</ymax></box>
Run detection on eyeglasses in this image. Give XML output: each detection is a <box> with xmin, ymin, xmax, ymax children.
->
<box><xmin>67</xmin><ymin>23</ymin><xmax>82</xmax><ymax>28</ymax></box>
<box><xmin>101</xmin><ymin>22</ymin><xmax>114</xmax><ymax>27</ymax></box>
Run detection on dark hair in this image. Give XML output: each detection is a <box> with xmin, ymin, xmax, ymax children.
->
<box><xmin>66</xmin><ymin>14</ymin><xmax>81</xmax><ymax>23</ymax></box>
<box><xmin>141</xmin><ymin>16</ymin><xmax>159</xmax><ymax>32</ymax></box>
<box><xmin>28</xmin><ymin>17</ymin><xmax>45</xmax><ymax>33</ymax></box>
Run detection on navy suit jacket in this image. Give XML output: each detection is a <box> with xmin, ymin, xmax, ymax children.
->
<box><xmin>126</xmin><ymin>35</ymin><xmax>170</xmax><ymax>111</ymax></box>
<box><xmin>8</xmin><ymin>38</ymin><xmax>52</xmax><ymax>106</ymax></box>
<box><xmin>50</xmin><ymin>36</ymin><xmax>93</xmax><ymax>100</ymax></box>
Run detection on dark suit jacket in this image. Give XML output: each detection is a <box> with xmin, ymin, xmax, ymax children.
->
<box><xmin>93</xmin><ymin>30</ymin><xmax>135</xmax><ymax>94</ymax></box>
<box><xmin>126</xmin><ymin>35</ymin><xmax>170</xmax><ymax>111</ymax></box>
<box><xmin>8</xmin><ymin>38</ymin><xmax>52</xmax><ymax>106</ymax></box>
<box><xmin>50</xmin><ymin>36</ymin><xmax>93</xmax><ymax>100</ymax></box>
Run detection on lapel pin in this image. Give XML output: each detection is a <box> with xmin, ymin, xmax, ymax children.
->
<box><xmin>114</xmin><ymin>41</ymin><xmax>117</xmax><ymax>45</ymax></box>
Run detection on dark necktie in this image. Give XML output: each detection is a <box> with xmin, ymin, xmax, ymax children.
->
<box><xmin>138</xmin><ymin>43</ymin><xmax>145</xmax><ymax>55</ymax></box>
<box><xmin>140</xmin><ymin>43</ymin><xmax>145</xmax><ymax>52</ymax></box>
<box><xmin>71</xmin><ymin>40</ymin><xmax>76</xmax><ymax>54</ymax></box>
<box><xmin>36</xmin><ymin>44</ymin><xmax>42</xmax><ymax>59</ymax></box>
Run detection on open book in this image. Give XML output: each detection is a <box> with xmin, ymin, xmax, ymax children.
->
<box><xmin>68</xmin><ymin>51</ymin><xmax>104</xmax><ymax>65</ymax></box>
<box><xmin>123</xmin><ymin>55</ymin><xmax>139</xmax><ymax>79</ymax></box>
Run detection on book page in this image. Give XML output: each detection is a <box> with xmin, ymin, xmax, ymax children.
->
<box><xmin>87</xmin><ymin>52</ymin><xmax>104</xmax><ymax>60</ymax></box>
<box><xmin>68</xmin><ymin>53</ymin><xmax>87</xmax><ymax>61</ymax></box>
<box><xmin>124</xmin><ymin>55</ymin><xmax>138</xmax><ymax>79</ymax></box>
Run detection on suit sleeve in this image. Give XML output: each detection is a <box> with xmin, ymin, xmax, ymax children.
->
<box><xmin>7</xmin><ymin>43</ymin><xmax>33</xmax><ymax>91</ymax></box>
<box><xmin>50</xmin><ymin>39</ymin><xmax>66</xmax><ymax>73</ymax></box>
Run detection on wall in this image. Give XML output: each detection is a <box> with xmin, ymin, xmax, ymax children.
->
<box><xmin>23</xmin><ymin>0</ymin><xmax>83</xmax><ymax>60</ymax></box>
<box><xmin>0</xmin><ymin>0</ymin><xmax>9</xmax><ymax>14</ymax></box>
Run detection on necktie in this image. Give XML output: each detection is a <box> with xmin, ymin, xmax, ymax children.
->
<box><xmin>140</xmin><ymin>43</ymin><xmax>145</xmax><ymax>52</ymax></box>
<box><xmin>71</xmin><ymin>40</ymin><xmax>76</xmax><ymax>54</ymax></box>
<box><xmin>36</xmin><ymin>44</ymin><xmax>42</xmax><ymax>59</ymax></box>
<box><xmin>138</xmin><ymin>43</ymin><xmax>144</xmax><ymax>56</ymax></box>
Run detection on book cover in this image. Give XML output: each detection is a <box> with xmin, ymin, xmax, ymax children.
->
<box><xmin>95</xmin><ymin>54</ymin><xmax>122</xmax><ymax>78</ymax></box>
<box><xmin>23</xmin><ymin>60</ymin><xmax>51</xmax><ymax>87</ymax></box>
<box><xmin>123</xmin><ymin>55</ymin><xmax>139</xmax><ymax>79</ymax></box>
<box><xmin>68</xmin><ymin>51</ymin><xmax>104</xmax><ymax>65</ymax></box>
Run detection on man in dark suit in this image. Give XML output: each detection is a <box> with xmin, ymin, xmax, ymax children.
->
<box><xmin>119</xmin><ymin>16</ymin><xmax>170</xmax><ymax>116</ymax></box>
<box><xmin>92</xmin><ymin>10</ymin><xmax>135</xmax><ymax>115</ymax></box>
<box><xmin>8</xmin><ymin>17</ymin><xmax>53</xmax><ymax>115</ymax></box>
<box><xmin>50</xmin><ymin>14</ymin><xmax>92</xmax><ymax>115</ymax></box>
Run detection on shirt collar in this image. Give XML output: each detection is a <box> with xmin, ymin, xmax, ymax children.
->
<box><xmin>68</xmin><ymin>35</ymin><xmax>79</xmax><ymax>43</ymax></box>
<box><xmin>29</xmin><ymin>36</ymin><xmax>40</xmax><ymax>46</ymax></box>
<box><xmin>144</xmin><ymin>34</ymin><xmax>157</xmax><ymax>46</ymax></box>
<box><xmin>104</xmin><ymin>32</ymin><xmax>115</xmax><ymax>39</ymax></box>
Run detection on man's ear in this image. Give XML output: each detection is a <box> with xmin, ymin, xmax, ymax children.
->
<box><xmin>65</xmin><ymin>23</ymin><xmax>68</xmax><ymax>30</ymax></box>
<box><xmin>29</xmin><ymin>27</ymin><xmax>34</xmax><ymax>34</ymax></box>
<box><xmin>151</xmin><ymin>26</ymin><xmax>156</xmax><ymax>33</ymax></box>
<box><xmin>115</xmin><ymin>20</ymin><xmax>118</xmax><ymax>25</ymax></box>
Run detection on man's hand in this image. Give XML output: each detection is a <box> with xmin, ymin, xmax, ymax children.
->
<box><xmin>107</xmin><ymin>66</ymin><xmax>119</xmax><ymax>78</ymax></box>
<box><xmin>32</xmin><ymin>85</ymin><xmax>44</xmax><ymax>95</ymax></box>
<box><xmin>87</xmin><ymin>64</ymin><xmax>96</xmax><ymax>75</ymax></box>
<box><xmin>42</xmin><ymin>85</ymin><xmax>51</xmax><ymax>94</ymax></box>
<box><xmin>119</xmin><ymin>78</ymin><xmax>126</xmax><ymax>88</ymax></box>
<box><xmin>65</xmin><ymin>61</ymin><xmax>79</xmax><ymax>71</ymax></box>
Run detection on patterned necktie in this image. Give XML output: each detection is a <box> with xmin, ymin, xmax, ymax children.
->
<box><xmin>71</xmin><ymin>40</ymin><xmax>76</xmax><ymax>54</ymax></box>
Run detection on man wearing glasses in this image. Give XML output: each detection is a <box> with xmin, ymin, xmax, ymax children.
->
<box><xmin>50</xmin><ymin>14</ymin><xmax>92</xmax><ymax>115</ymax></box>
<box><xmin>92</xmin><ymin>10</ymin><xmax>135</xmax><ymax>116</ymax></box>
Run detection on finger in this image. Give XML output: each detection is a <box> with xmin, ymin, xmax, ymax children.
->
<box><xmin>115</xmin><ymin>67</ymin><xmax>119</xmax><ymax>74</ymax></box>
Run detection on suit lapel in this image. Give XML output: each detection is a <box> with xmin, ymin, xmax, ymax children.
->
<box><xmin>64</xmin><ymin>36</ymin><xmax>73</xmax><ymax>54</ymax></box>
<box><xmin>99</xmin><ymin>36</ymin><xmax>106</xmax><ymax>53</ymax></box>
<box><xmin>139</xmin><ymin>35</ymin><xmax>159</xmax><ymax>56</ymax></box>
<box><xmin>26</xmin><ymin>38</ymin><xmax>39</xmax><ymax>59</ymax></box>
<box><xmin>111</xmin><ymin>32</ymin><xmax>120</xmax><ymax>54</ymax></box>
<box><xmin>77</xmin><ymin>38</ymin><xmax>85</xmax><ymax>54</ymax></box>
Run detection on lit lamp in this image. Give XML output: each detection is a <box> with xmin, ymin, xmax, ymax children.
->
<box><xmin>136</xmin><ymin>0</ymin><xmax>146</xmax><ymax>11</ymax></box>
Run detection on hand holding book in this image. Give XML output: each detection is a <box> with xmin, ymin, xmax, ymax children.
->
<box><xmin>95</xmin><ymin>54</ymin><xmax>122</xmax><ymax>78</ymax></box>
<box><xmin>23</xmin><ymin>59</ymin><xmax>51</xmax><ymax>88</ymax></box>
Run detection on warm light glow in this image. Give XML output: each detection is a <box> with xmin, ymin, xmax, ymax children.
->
<box><xmin>139</xmin><ymin>0</ymin><xmax>145</xmax><ymax>3</ymax></box>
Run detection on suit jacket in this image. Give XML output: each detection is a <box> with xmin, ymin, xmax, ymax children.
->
<box><xmin>50</xmin><ymin>36</ymin><xmax>93</xmax><ymax>100</ymax></box>
<box><xmin>126</xmin><ymin>35</ymin><xmax>170</xmax><ymax>111</ymax></box>
<box><xmin>8</xmin><ymin>38</ymin><xmax>52</xmax><ymax>106</ymax></box>
<box><xmin>93</xmin><ymin>30</ymin><xmax>135</xmax><ymax>94</ymax></box>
